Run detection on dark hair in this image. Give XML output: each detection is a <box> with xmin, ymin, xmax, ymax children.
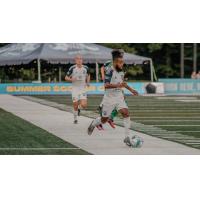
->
<box><xmin>111</xmin><ymin>49</ymin><xmax>124</xmax><ymax>60</ymax></box>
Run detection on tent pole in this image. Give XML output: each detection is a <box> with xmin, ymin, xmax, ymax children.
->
<box><xmin>96</xmin><ymin>62</ymin><xmax>99</xmax><ymax>83</ymax></box>
<box><xmin>59</xmin><ymin>66</ymin><xmax>61</xmax><ymax>82</ymax></box>
<box><xmin>193</xmin><ymin>43</ymin><xmax>197</xmax><ymax>72</ymax></box>
<box><xmin>180</xmin><ymin>43</ymin><xmax>184</xmax><ymax>78</ymax></box>
<box><xmin>37</xmin><ymin>59</ymin><xmax>41</xmax><ymax>83</ymax></box>
<box><xmin>150</xmin><ymin>59</ymin><xmax>154</xmax><ymax>82</ymax></box>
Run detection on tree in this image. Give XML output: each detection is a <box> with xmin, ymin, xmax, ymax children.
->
<box><xmin>102</xmin><ymin>43</ymin><xmax>188</xmax><ymax>78</ymax></box>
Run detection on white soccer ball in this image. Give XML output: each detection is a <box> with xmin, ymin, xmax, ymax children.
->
<box><xmin>130</xmin><ymin>135</ymin><xmax>144</xmax><ymax>148</ymax></box>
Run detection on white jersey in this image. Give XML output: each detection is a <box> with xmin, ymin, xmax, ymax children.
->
<box><xmin>67</xmin><ymin>65</ymin><xmax>89</xmax><ymax>88</ymax></box>
<box><xmin>104</xmin><ymin>66</ymin><xmax>125</xmax><ymax>97</ymax></box>
<box><xmin>101</xmin><ymin>66</ymin><xmax>127</xmax><ymax>116</ymax></box>
<box><xmin>100</xmin><ymin>64</ymin><xmax>128</xmax><ymax>116</ymax></box>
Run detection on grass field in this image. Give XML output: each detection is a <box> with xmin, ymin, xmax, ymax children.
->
<box><xmin>29</xmin><ymin>94</ymin><xmax>200</xmax><ymax>149</ymax></box>
<box><xmin>0</xmin><ymin>108</ymin><xmax>89</xmax><ymax>155</ymax></box>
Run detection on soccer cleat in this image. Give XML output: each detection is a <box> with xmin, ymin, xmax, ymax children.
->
<box><xmin>88</xmin><ymin>121</ymin><xmax>95</xmax><ymax>135</ymax></box>
<box><xmin>78</xmin><ymin>108</ymin><xmax>81</xmax><ymax>116</ymax></box>
<box><xmin>124</xmin><ymin>136</ymin><xmax>132</xmax><ymax>147</ymax></box>
<box><xmin>107</xmin><ymin>119</ymin><xmax>116</xmax><ymax>129</ymax></box>
<box><xmin>74</xmin><ymin>120</ymin><xmax>78</xmax><ymax>124</ymax></box>
<box><xmin>96</xmin><ymin>124</ymin><xmax>104</xmax><ymax>131</ymax></box>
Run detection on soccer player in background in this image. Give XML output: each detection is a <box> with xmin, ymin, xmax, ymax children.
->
<box><xmin>87</xmin><ymin>49</ymin><xmax>139</xmax><ymax>147</ymax></box>
<box><xmin>65</xmin><ymin>55</ymin><xmax>90</xmax><ymax>124</ymax></box>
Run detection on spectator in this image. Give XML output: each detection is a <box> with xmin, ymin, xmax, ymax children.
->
<box><xmin>196</xmin><ymin>71</ymin><xmax>200</xmax><ymax>79</ymax></box>
<box><xmin>191</xmin><ymin>71</ymin><xmax>197</xmax><ymax>79</ymax></box>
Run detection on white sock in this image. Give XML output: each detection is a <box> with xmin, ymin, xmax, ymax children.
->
<box><xmin>92</xmin><ymin>117</ymin><xmax>101</xmax><ymax>127</ymax></box>
<box><xmin>74</xmin><ymin>110</ymin><xmax>78</xmax><ymax>120</ymax></box>
<box><xmin>123</xmin><ymin>117</ymin><xmax>131</xmax><ymax>137</ymax></box>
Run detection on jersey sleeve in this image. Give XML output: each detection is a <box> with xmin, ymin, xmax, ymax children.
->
<box><xmin>104</xmin><ymin>68</ymin><xmax>113</xmax><ymax>84</ymax></box>
<box><xmin>84</xmin><ymin>65</ymin><xmax>90</xmax><ymax>75</ymax></box>
<box><xmin>66</xmin><ymin>66</ymin><xmax>74</xmax><ymax>76</ymax></box>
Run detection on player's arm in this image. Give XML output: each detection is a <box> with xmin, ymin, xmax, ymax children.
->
<box><xmin>65</xmin><ymin>75</ymin><xmax>77</xmax><ymax>82</ymax></box>
<box><xmin>65</xmin><ymin>75</ymin><xmax>72</xmax><ymax>82</ymax></box>
<box><xmin>86</xmin><ymin>66</ymin><xmax>91</xmax><ymax>86</ymax></box>
<box><xmin>65</xmin><ymin>66</ymin><xmax>76</xmax><ymax>82</ymax></box>
<box><xmin>100</xmin><ymin>66</ymin><xmax>105</xmax><ymax>81</ymax></box>
<box><xmin>104</xmin><ymin>82</ymin><xmax>124</xmax><ymax>89</ymax></box>
<box><xmin>104</xmin><ymin>69</ymin><xmax>123</xmax><ymax>89</ymax></box>
<box><xmin>123</xmin><ymin>82</ymin><xmax>139</xmax><ymax>96</ymax></box>
<box><xmin>86</xmin><ymin>74</ymin><xmax>90</xmax><ymax>86</ymax></box>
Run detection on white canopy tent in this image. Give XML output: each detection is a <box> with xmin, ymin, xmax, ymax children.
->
<box><xmin>0</xmin><ymin>43</ymin><xmax>154</xmax><ymax>82</ymax></box>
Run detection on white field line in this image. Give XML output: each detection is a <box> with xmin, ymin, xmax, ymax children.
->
<box><xmin>185</xmin><ymin>143</ymin><xmax>200</xmax><ymax>145</ymax></box>
<box><xmin>0</xmin><ymin>147</ymin><xmax>80</xmax><ymax>150</ymax></box>
<box><xmin>130</xmin><ymin>105</ymin><xmax>200</xmax><ymax>106</ymax></box>
<box><xmin>134</xmin><ymin>117</ymin><xmax>200</xmax><ymax>119</ymax></box>
<box><xmin>133</xmin><ymin>108</ymin><xmax>200</xmax><ymax>111</ymax></box>
<box><xmin>177</xmin><ymin>100</ymin><xmax>200</xmax><ymax>102</ymax></box>
<box><xmin>176</xmin><ymin>131</ymin><xmax>200</xmax><ymax>132</ymax></box>
<box><xmin>156</xmin><ymin>125</ymin><xmax>200</xmax><ymax>127</ymax></box>
<box><xmin>130</xmin><ymin>103</ymin><xmax>200</xmax><ymax>104</ymax></box>
<box><xmin>136</xmin><ymin>120</ymin><xmax>200</xmax><ymax>122</ymax></box>
<box><xmin>179</xmin><ymin>139</ymin><xmax>200</xmax><ymax>143</ymax></box>
<box><xmin>156</xmin><ymin>97</ymin><xmax>198</xmax><ymax>100</ymax></box>
<box><xmin>129</xmin><ymin>104</ymin><xmax>200</xmax><ymax>105</ymax></box>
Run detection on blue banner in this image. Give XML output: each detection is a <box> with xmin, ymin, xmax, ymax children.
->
<box><xmin>159</xmin><ymin>79</ymin><xmax>200</xmax><ymax>94</ymax></box>
<box><xmin>0</xmin><ymin>82</ymin><xmax>145</xmax><ymax>95</ymax></box>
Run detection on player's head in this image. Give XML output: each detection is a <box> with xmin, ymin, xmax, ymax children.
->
<box><xmin>75</xmin><ymin>55</ymin><xmax>83</xmax><ymax>67</ymax></box>
<box><xmin>112</xmin><ymin>49</ymin><xmax>124</xmax><ymax>72</ymax></box>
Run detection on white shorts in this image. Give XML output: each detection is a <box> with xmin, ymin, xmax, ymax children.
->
<box><xmin>72</xmin><ymin>87</ymin><xmax>87</xmax><ymax>102</ymax></box>
<box><xmin>101</xmin><ymin>95</ymin><xmax>128</xmax><ymax>117</ymax></box>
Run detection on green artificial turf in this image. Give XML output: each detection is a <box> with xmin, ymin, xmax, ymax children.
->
<box><xmin>0</xmin><ymin>108</ymin><xmax>90</xmax><ymax>155</ymax></box>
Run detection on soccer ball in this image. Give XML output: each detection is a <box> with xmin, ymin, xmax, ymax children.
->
<box><xmin>130</xmin><ymin>135</ymin><xmax>144</xmax><ymax>148</ymax></box>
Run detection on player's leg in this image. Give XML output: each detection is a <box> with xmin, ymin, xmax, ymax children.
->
<box><xmin>88</xmin><ymin>116</ymin><xmax>109</xmax><ymax>135</ymax></box>
<box><xmin>96</xmin><ymin>97</ymin><xmax>117</xmax><ymax>131</ymax></box>
<box><xmin>98</xmin><ymin>102</ymin><xmax>117</xmax><ymax>129</ymax></box>
<box><xmin>79</xmin><ymin>99</ymin><xmax>87</xmax><ymax>109</ymax></box>
<box><xmin>72</xmin><ymin>90</ymin><xmax>79</xmax><ymax>124</ymax></box>
<box><xmin>88</xmin><ymin>103</ymin><xmax>114</xmax><ymax>135</ymax></box>
<box><xmin>107</xmin><ymin>109</ymin><xmax>118</xmax><ymax>129</ymax></box>
<box><xmin>98</xmin><ymin>100</ymin><xmax>103</xmax><ymax>116</ymax></box>
<box><xmin>96</xmin><ymin>99</ymin><xmax>105</xmax><ymax>130</ymax></box>
<box><xmin>116</xmin><ymin>97</ymin><xmax>132</xmax><ymax>146</ymax></box>
<box><xmin>118</xmin><ymin>106</ymin><xmax>143</xmax><ymax>148</ymax></box>
<box><xmin>77</xmin><ymin>91</ymin><xmax>87</xmax><ymax>116</ymax></box>
<box><xmin>118</xmin><ymin>107</ymin><xmax>132</xmax><ymax>146</ymax></box>
<box><xmin>111</xmin><ymin>109</ymin><xmax>118</xmax><ymax>120</ymax></box>
<box><xmin>73</xmin><ymin>100</ymin><xmax>79</xmax><ymax>124</ymax></box>
<box><xmin>118</xmin><ymin>108</ymin><xmax>130</xmax><ymax>136</ymax></box>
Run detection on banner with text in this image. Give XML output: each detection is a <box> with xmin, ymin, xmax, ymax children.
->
<box><xmin>159</xmin><ymin>79</ymin><xmax>200</xmax><ymax>94</ymax></box>
<box><xmin>0</xmin><ymin>82</ymin><xmax>146</xmax><ymax>95</ymax></box>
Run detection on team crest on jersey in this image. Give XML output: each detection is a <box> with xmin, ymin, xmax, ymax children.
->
<box><xmin>120</xmin><ymin>72</ymin><xmax>124</xmax><ymax>80</ymax></box>
<box><xmin>103</xmin><ymin>111</ymin><xmax>107</xmax><ymax>115</ymax></box>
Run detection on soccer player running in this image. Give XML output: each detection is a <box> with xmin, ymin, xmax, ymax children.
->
<box><xmin>87</xmin><ymin>49</ymin><xmax>139</xmax><ymax>147</ymax></box>
<box><xmin>97</xmin><ymin>60</ymin><xmax>118</xmax><ymax>130</ymax></box>
<box><xmin>65</xmin><ymin>55</ymin><xmax>90</xmax><ymax>124</ymax></box>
